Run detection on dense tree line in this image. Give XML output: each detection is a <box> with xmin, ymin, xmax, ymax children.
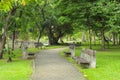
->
<box><xmin>0</xmin><ymin>0</ymin><xmax>120</xmax><ymax>60</ymax></box>
<box><xmin>57</xmin><ymin>0</ymin><xmax>120</xmax><ymax>49</ymax></box>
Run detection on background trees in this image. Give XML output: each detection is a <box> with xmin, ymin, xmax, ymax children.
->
<box><xmin>0</xmin><ymin>0</ymin><xmax>120</xmax><ymax>59</ymax></box>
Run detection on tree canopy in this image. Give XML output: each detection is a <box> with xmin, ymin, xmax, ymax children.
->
<box><xmin>0</xmin><ymin>0</ymin><xmax>120</xmax><ymax>59</ymax></box>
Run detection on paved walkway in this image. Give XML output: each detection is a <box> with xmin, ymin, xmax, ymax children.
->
<box><xmin>31</xmin><ymin>48</ymin><xmax>87</xmax><ymax>80</ymax></box>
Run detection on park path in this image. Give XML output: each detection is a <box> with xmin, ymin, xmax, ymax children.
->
<box><xmin>31</xmin><ymin>48</ymin><xmax>87</xmax><ymax>80</ymax></box>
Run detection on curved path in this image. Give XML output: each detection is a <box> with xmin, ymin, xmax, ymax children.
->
<box><xmin>31</xmin><ymin>48</ymin><xmax>87</xmax><ymax>80</ymax></box>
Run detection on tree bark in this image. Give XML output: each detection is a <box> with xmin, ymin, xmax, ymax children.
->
<box><xmin>47</xmin><ymin>26</ymin><xmax>60</xmax><ymax>45</ymax></box>
<box><xmin>0</xmin><ymin>36</ymin><xmax>6</xmax><ymax>59</ymax></box>
<box><xmin>7</xmin><ymin>49</ymin><xmax>12</xmax><ymax>62</ymax></box>
<box><xmin>12</xmin><ymin>30</ymin><xmax>15</xmax><ymax>50</ymax></box>
<box><xmin>101</xmin><ymin>28</ymin><xmax>105</xmax><ymax>50</ymax></box>
<box><xmin>81</xmin><ymin>31</ymin><xmax>86</xmax><ymax>42</ymax></box>
<box><xmin>0</xmin><ymin>14</ymin><xmax>11</xmax><ymax>59</ymax></box>
<box><xmin>48</xmin><ymin>34</ymin><xmax>59</xmax><ymax>45</ymax></box>
<box><xmin>37</xmin><ymin>30</ymin><xmax>42</xmax><ymax>43</ymax></box>
<box><xmin>93</xmin><ymin>32</ymin><xmax>96</xmax><ymax>46</ymax></box>
<box><xmin>37</xmin><ymin>25</ymin><xmax>45</xmax><ymax>43</ymax></box>
<box><xmin>48</xmin><ymin>26</ymin><xmax>52</xmax><ymax>45</ymax></box>
<box><xmin>116</xmin><ymin>34</ymin><xmax>119</xmax><ymax>45</ymax></box>
<box><xmin>89</xmin><ymin>28</ymin><xmax>92</xmax><ymax>49</ymax></box>
<box><xmin>119</xmin><ymin>34</ymin><xmax>120</xmax><ymax>45</ymax></box>
<box><xmin>112</xmin><ymin>32</ymin><xmax>116</xmax><ymax>45</ymax></box>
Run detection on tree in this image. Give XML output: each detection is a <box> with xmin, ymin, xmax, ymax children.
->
<box><xmin>107</xmin><ymin>1</ymin><xmax>120</xmax><ymax>46</ymax></box>
<box><xmin>90</xmin><ymin>1</ymin><xmax>112</xmax><ymax>50</ymax></box>
<box><xmin>0</xmin><ymin>0</ymin><xmax>26</xmax><ymax>59</ymax></box>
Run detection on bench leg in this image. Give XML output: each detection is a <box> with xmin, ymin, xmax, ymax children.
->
<box><xmin>89</xmin><ymin>61</ymin><xmax>96</xmax><ymax>68</ymax></box>
<box><xmin>89</xmin><ymin>57</ymin><xmax>96</xmax><ymax>68</ymax></box>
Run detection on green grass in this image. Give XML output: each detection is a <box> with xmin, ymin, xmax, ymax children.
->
<box><xmin>0</xmin><ymin>59</ymin><xmax>32</xmax><ymax>80</ymax></box>
<box><xmin>61</xmin><ymin>45</ymin><xmax>120</xmax><ymax>80</ymax></box>
<box><xmin>82</xmin><ymin>47</ymin><xmax>120</xmax><ymax>80</ymax></box>
<box><xmin>0</xmin><ymin>48</ymin><xmax>33</xmax><ymax>80</ymax></box>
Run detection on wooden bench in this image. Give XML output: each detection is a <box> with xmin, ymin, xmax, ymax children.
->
<box><xmin>64</xmin><ymin>52</ymin><xmax>71</xmax><ymax>57</ymax></box>
<box><xmin>34</xmin><ymin>42</ymin><xmax>43</xmax><ymax>48</ymax></box>
<box><xmin>64</xmin><ymin>44</ymin><xmax>75</xmax><ymax>57</ymax></box>
<box><xmin>74</xmin><ymin>49</ymin><xmax>96</xmax><ymax>68</ymax></box>
<box><xmin>27</xmin><ymin>52</ymin><xmax>35</xmax><ymax>59</ymax></box>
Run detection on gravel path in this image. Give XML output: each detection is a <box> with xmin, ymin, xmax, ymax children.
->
<box><xmin>31</xmin><ymin>48</ymin><xmax>87</xmax><ymax>80</ymax></box>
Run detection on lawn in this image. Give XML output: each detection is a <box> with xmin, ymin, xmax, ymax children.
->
<box><xmin>82</xmin><ymin>47</ymin><xmax>120</xmax><ymax>80</ymax></box>
<box><xmin>0</xmin><ymin>59</ymin><xmax>32</xmax><ymax>80</ymax></box>
<box><xmin>0</xmin><ymin>48</ymin><xmax>33</xmax><ymax>80</ymax></box>
<box><xmin>61</xmin><ymin>45</ymin><xmax>120</xmax><ymax>80</ymax></box>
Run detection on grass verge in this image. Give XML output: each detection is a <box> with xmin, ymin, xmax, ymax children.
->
<box><xmin>0</xmin><ymin>48</ymin><xmax>37</xmax><ymax>80</ymax></box>
<box><xmin>60</xmin><ymin>45</ymin><xmax>120</xmax><ymax>80</ymax></box>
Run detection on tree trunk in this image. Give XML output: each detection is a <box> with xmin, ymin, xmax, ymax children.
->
<box><xmin>0</xmin><ymin>13</ymin><xmax>11</xmax><ymax>59</ymax></box>
<box><xmin>101</xmin><ymin>28</ymin><xmax>105</xmax><ymax>50</ymax></box>
<box><xmin>0</xmin><ymin>27</ymin><xmax>7</xmax><ymax>59</ymax></box>
<box><xmin>19</xmin><ymin>41</ymin><xmax>23</xmax><ymax>48</ymax></box>
<box><xmin>112</xmin><ymin>32</ymin><xmax>116</xmax><ymax>45</ymax></box>
<box><xmin>116</xmin><ymin>34</ymin><xmax>119</xmax><ymax>45</ymax></box>
<box><xmin>47</xmin><ymin>27</ymin><xmax>60</xmax><ymax>45</ymax></box>
<box><xmin>0</xmin><ymin>36</ymin><xmax>6</xmax><ymax>59</ymax></box>
<box><xmin>37</xmin><ymin>31</ymin><xmax>41</xmax><ymax>43</ymax></box>
<box><xmin>119</xmin><ymin>34</ymin><xmax>120</xmax><ymax>45</ymax></box>
<box><xmin>0</xmin><ymin>35</ymin><xmax>2</xmax><ymax>42</ymax></box>
<box><xmin>7</xmin><ymin>49</ymin><xmax>12</xmax><ymax>62</ymax></box>
<box><xmin>48</xmin><ymin>26</ymin><xmax>52</xmax><ymax>45</ymax></box>
<box><xmin>0</xmin><ymin>7</ymin><xmax>17</xmax><ymax>59</ymax></box>
<box><xmin>12</xmin><ymin>30</ymin><xmax>15</xmax><ymax>50</ymax></box>
<box><xmin>52</xmin><ymin>37</ymin><xmax>59</xmax><ymax>45</ymax></box>
<box><xmin>37</xmin><ymin>25</ymin><xmax>45</xmax><ymax>43</ymax></box>
<box><xmin>81</xmin><ymin>31</ymin><xmax>86</xmax><ymax>42</ymax></box>
<box><xmin>89</xmin><ymin>28</ymin><xmax>92</xmax><ymax>49</ymax></box>
<box><xmin>48</xmin><ymin>35</ymin><xmax>59</xmax><ymax>45</ymax></box>
<box><xmin>93</xmin><ymin>32</ymin><xmax>96</xmax><ymax>46</ymax></box>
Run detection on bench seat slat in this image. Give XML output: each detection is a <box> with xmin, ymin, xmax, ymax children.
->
<box><xmin>79</xmin><ymin>58</ymin><xmax>89</xmax><ymax>64</ymax></box>
<box><xmin>75</xmin><ymin>57</ymin><xmax>89</xmax><ymax>64</ymax></box>
<box><xmin>74</xmin><ymin>49</ymin><xmax>96</xmax><ymax>68</ymax></box>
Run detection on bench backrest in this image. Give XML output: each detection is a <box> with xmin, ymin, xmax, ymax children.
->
<box><xmin>80</xmin><ymin>49</ymin><xmax>96</xmax><ymax>63</ymax></box>
<box><xmin>34</xmin><ymin>42</ymin><xmax>43</xmax><ymax>48</ymax></box>
<box><xmin>69</xmin><ymin>44</ymin><xmax>75</xmax><ymax>49</ymax></box>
